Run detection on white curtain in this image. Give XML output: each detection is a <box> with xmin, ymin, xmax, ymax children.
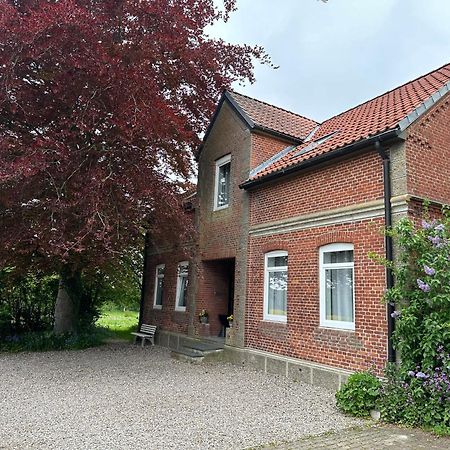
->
<box><xmin>178</xmin><ymin>276</ymin><xmax>188</xmax><ymax>307</ymax></box>
<box><xmin>325</xmin><ymin>268</ymin><xmax>353</xmax><ymax>322</ymax></box>
<box><xmin>268</xmin><ymin>271</ymin><xmax>287</xmax><ymax>315</ymax></box>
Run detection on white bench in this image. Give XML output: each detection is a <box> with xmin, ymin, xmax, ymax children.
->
<box><xmin>131</xmin><ymin>324</ymin><xmax>157</xmax><ymax>348</ymax></box>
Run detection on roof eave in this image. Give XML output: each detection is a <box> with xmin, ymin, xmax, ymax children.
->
<box><xmin>398</xmin><ymin>80</ymin><xmax>450</xmax><ymax>131</ymax></box>
<box><xmin>196</xmin><ymin>91</ymin><xmax>255</xmax><ymax>161</ymax></box>
<box><xmin>240</xmin><ymin>128</ymin><xmax>402</xmax><ymax>190</ymax></box>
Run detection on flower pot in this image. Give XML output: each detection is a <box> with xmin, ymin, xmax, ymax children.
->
<box><xmin>228</xmin><ymin>320</ymin><xmax>233</xmax><ymax>328</ymax></box>
<box><xmin>200</xmin><ymin>316</ymin><xmax>208</xmax><ymax>324</ymax></box>
<box><xmin>370</xmin><ymin>409</ymin><xmax>381</xmax><ymax>421</ymax></box>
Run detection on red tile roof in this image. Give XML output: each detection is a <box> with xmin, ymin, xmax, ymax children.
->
<box><xmin>229</xmin><ymin>91</ymin><xmax>319</xmax><ymax>140</ymax></box>
<box><xmin>248</xmin><ymin>62</ymin><xmax>450</xmax><ymax>183</ymax></box>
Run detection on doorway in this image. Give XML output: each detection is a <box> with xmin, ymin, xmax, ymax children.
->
<box><xmin>199</xmin><ymin>258</ymin><xmax>235</xmax><ymax>337</ymax></box>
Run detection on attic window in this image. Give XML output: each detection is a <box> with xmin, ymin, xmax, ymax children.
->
<box><xmin>290</xmin><ymin>130</ymin><xmax>340</xmax><ymax>159</ymax></box>
<box><xmin>214</xmin><ymin>154</ymin><xmax>231</xmax><ymax>210</ymax></box>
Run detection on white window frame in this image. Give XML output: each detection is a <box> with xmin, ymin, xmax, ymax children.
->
<box><xmin>153</xmin><ymin>264</ymin><xmax>165</xmax><ymax>310</ymax></box>
<box><xmin>319</xmin><ymin>243</ymin><xmax>355</xmax><ymax>331</ymax></box>
<box><xmin>175</xmin><ymin>261</ymin><xmax>189</xmax><ymax>312</ymax></box>
<box><xmin>213</xmin><ymin>154</ymin><xmax>231</xmax><ymax>211</ymax></box>
<box><xmin>263</xmin><ymin>250</ymin><xmax>288</xmax><ymax>323</ymax></box>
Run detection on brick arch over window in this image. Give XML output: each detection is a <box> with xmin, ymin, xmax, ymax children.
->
<box><xmin>315</xmin><ymin>231</ymin><xmax>354</xmax><ymax>248</ymax></box>
<box><xmin>260</xmin><ymin>239</ymin><xmax>291</xmax><ymax>254</ymax></box>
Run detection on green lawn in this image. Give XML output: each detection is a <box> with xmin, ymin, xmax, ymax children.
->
<box><xmin>96</xmin><ymin>309</ymin><xmax>139</xmax><ymax>341</ymax></box>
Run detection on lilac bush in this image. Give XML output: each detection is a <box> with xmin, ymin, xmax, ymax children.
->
<box><xmin>380</xmin><ymin>349</ymin><xmax>450</xmax><ymax>432</ymax></box>
<box><xmin>376</xmin><ymin>206</ymin><xmax>450</xmax><ymax>433</ymax></box>
<box><xmin>384</xmin><ymin>208</ymin><xmax>450</xmax><ymax>371</ymax></box>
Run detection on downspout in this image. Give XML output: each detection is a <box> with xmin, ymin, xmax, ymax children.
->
<box><xmin>138</xmin><ymin>231</ymin><xmax>150</xmax><ymax>328</ymax></box>
<box><xmin>375</xmin><ymin>140</ymin><xmax>396</xmax><ymax>363</ymax></box>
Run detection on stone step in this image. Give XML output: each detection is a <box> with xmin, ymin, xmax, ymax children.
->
<box><xmin>171</xmin><ymin>340</ymin><xmax>224</xmax><ymax>364</ymax></box>
<box><xmin>171</xmin><ymin>348</ymin><xmax>204</xmax><ymax>363</ymax></box>
<box><xmin>184</xmin><ymin>341</ymin><xmax>224</xmax><ymax>352</ymax></box>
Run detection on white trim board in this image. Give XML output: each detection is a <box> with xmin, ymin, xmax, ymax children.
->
<box><xmin>250</xmin><ymin>197</ymin><xmax>410</xmax><ymax>237</ymax></box>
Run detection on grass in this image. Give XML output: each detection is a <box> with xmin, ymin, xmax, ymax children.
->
<box><xmin>96</xmin><ymin>309</ymin><xmax>139</xmax><ymax>341</ymax></box>
<box><xmin>0</xmin><ymin>309</ymin><xmax>139</xmax><ymax>352</ymax></box>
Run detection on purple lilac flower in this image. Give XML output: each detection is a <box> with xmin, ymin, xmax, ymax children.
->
<box><xmin>422</xmin><ymin>220</ymin><xmax>433</xmax><ymax>229</ymax></box>
<box><xmin>424</xmin><ymin>265</ymin><xmax>436</xmax><ymax>276</ymax></box>
<box><xmin>428</xmin><ymin>235</ymin><xmax>442</xmax><ymax>246</ymax></box>
<box><xmin>391</xmin><ymin>310</ymin><xmax>401</xmax><ymax>319</ymax></box>
<box><xmin>416</xmin><ymin>372</ymin><xmax>428</xmax><ymax>379</ymax></box>
<box><xmin>408</xmin><ymin>370</ymin><xmax>416</xmax><ymax>377</ymax></box>
<box><xmin>435</xmin><ymin>223</ymin><xmax>445</xmax><ymax>232</ymax></box>
<box><xmin>417</xmin><ymin>279</ymin><xmax>431</xmax><ymax>292</ymax></box>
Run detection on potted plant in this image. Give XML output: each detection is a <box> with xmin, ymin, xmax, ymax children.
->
<box><xmin>227</xmin><ymin>314</ymin><xmax>234</xmax><ymax>327</ymax></box>
<box><xmin>198</xmin><ymin>309</ymin><xmax>209</xmax><ymax>324</ymax></box>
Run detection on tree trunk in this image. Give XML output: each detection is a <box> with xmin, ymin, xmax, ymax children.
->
<box><xmin>53</xmin><ymin>267</ymin><xmax>81</xmax><ymax>334</ymax></box>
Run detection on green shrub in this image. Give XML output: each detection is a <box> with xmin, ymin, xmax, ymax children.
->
<box><xmin>0</xmin><ymin>270</ymin><xmax>58</xmax><ymax>334</ymax></box>
<box><xmin>335</xmin><ymin>371</ymin><xmax>381</xmax><ymax>417</ymax></box>
<box><xmin>0</xmin><ymin>327</ymin><xmax>106</xmax><ymax>352</ymax></box>
<box><xmin>0</xmin><ymin>304</ymin><xmax>12</xmax><ymax>338</ymax></box>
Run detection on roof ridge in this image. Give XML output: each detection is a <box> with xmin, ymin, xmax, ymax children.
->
<box><xmin>229</xmin><ymin>90</ymin><xmax>320</xmax><ymax>125</ymax></box>
<box><xmin>320</xmin><ymin>62</ymin><xmax>450</xmax><ymax>125</ymax></box>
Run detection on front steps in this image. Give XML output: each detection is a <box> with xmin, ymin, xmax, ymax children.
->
<box><xmin>171</xmin><ymin>339</ymin><xmax>224</xmax><ymax>363</ymax></box>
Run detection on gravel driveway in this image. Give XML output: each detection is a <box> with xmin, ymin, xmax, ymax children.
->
<box><xmin>0</xmin><ymin>343</ymin><xmax>362</xmax><ymax>449</ymax></box>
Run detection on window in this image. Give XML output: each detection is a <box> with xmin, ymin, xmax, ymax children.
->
<box><xmin>263</xmin><ymin>251</ymin><xmax>288</xmax><ymax>322</ymax></box>
<box><xmin>153</xmin><ymin>264</ymin><xmax>165</xmax><ymax>309</ymax></box>
<box><xmin>175</xmin><ymin>261</ymin><xmax>189</xmax><ymax>311</ymax></box>
<box><xmin>319</xmin><ymin>243</ymin><xmax>355</xmax><ymax>330</ymax></box>
<box><xmin>214</xmin><ymin>154</ymin><xmax>231</xmax><ymax>210</ymax></box>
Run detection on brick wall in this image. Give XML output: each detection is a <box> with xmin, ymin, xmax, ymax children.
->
<box><xmin>246</xmin><ymin>219</ymin><xmax>388</xmax><ymax>374</ymax></box>
<box><xmin>406</xmin><ymin>94</ymin><xmax>450</xmax><ymax>205</ymax></box>
<box><xmin>196</xmin><ymin>102</ymin><xmax>250</xmax><ymax>257</ymax></box>
<box><xmin>250</xmin><ymin>151</ymin><xmax>384</xmax><ymax>227</ymax></box>
<box><xmin>245</xmin><ymin>146</ymin><xmax>391</xmax><ymax>373</ymax></box>
<box><xmin>194</xmin><ymin>101</ymin><xmax>252</xmax><ymax>343</ymax></box>
<box><xmin>250</xmin><ymin>132</ymin><xmax>294</xmax><ymax>169</ymax></box>
<box><xmin>143</xmin><ymin>247</ymin><xmax>191</xmax><ymax>335</ymax></box>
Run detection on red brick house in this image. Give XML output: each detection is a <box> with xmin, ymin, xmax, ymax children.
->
<box><xmin>141</xmin><ymin>63</ymin><xmax>450</xmax><ymax>388</ymax></box>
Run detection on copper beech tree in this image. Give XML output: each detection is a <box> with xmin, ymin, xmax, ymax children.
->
<box><xmin>0</xmin><ymin>0</ymin><xmax>267</xmax><ymax>332</ymax></box>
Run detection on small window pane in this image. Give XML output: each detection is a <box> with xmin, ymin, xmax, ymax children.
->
<box><xmin>324</xmin><ymin>250</ymin><xmax>353</xmax><ymax>264</ymax></box>
<box><xmin>325</xmin><ymin>268</ymin><xmax>353</xmax><ymax>322</ymax></box>
<box><xmin>217</xmin><ymin>162</ymin><xmax>230</xmax><ymax>207</ymax></box>
<box><xmin>178</xmin><ymin>277</ymin><xmax>188</xmax><ymax>307</ymax></box>
<box><xmin>176</xmin><ymin>263</ymin><xmax>189</xmax><ymax>309</ymax></box>
<box><xmin>155</xmin><ymin>277</ymin><xmax>164</xmax><ymax>306</ymax></box>
<box><xmin>267</xmin><ymin>255</ymin><xmax>288</xmax><ymax>268</ymax></box>
<box><xmin>267</xmin><ymin>270</ymin><xmax>287</xmax><ymax>316</ymax></box>
<box><xmin>177</xmin><ymin>264</ymin><xmax>188</xmax><ymax>277</ymax></box>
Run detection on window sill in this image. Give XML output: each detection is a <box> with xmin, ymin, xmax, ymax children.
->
<box><xmin>153</xmin><ymin>305</ymin><xmax>162</xmax><ymax>310</ymax></box>
<box><xmin>318</xmin><ymin>324</ymin><xmax>355</xmax><ymax>333</ymax></box>
<box><xmin>174</xmin><ymin>307</ymin><xmax>186</xmax><ymax>313</ymax></box>
<box><xmin>261</xmin><ymin>319</ymin><xmax>287</xmax><ymax>326</ymax></box>
<box><xmin>213</xmin><ymin>204</ymin><xmax>229</xmax><ymax>212</ymax></box>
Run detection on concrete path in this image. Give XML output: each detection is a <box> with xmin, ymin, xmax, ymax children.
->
<box><xmin>258</xmin><ymin>424</ymin><xmax>450</xmax><ymax>449</ymax></box>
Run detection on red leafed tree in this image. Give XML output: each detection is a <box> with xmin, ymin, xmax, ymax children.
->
<box><xmin>0</xmin><ymin>0</ymin><xmax>267</xmax><ymax>332</ymax></box>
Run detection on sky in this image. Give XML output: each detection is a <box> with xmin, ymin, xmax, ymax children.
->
<box><xmin>208</xmin><ymin>0</ymin><xmax>450</xmax><ymax>122</ymax></box>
